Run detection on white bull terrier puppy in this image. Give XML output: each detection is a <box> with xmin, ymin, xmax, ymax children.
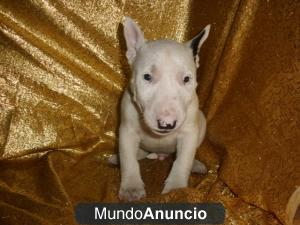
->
<box><xmin>112</xmin><ymin>17</ymin><xmax>210</xmax><ymax>201</ymax></box>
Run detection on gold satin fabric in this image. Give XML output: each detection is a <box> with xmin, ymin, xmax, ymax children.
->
<box><xmin>0</xmin><ymin>0</ymin><xmax>299</xmax><ymax>225</ymax></box>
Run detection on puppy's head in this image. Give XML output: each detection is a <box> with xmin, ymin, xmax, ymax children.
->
<box><xmin>123</xmin><ymin>17</ymin><xmax>210</xmax><ymax>135</ymax></box>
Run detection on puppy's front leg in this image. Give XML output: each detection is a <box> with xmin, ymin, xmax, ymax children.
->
<box><xmin>162</xmin><ymin>130</ymin><xmax>199</xmax><ymax>194</ymax></box>
<box><xmin>118</xmin><ymin>124</ymin><xmax>145</xmax><ymax>201</ymax></box>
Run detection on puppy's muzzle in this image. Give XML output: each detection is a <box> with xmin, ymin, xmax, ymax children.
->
<box><xmin>157</xmin><ymin>119</ymin><xmax>177</xmax><ymax>133</ymax></box>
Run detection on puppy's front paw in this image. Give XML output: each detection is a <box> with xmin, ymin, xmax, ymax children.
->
<box><xmin>162</xmin><ymin>178</ymin><xmax>187</xmax><ymax>194</ymax></box>
<box><xmin>119</xmin><ymin>181</ymin><xmax>146</xmax><ymax>201</ymax></box>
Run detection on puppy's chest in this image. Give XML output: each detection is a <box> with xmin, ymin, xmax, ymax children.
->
<box><xmin>139</xmin><ymin>132</ymin><xmax>177</xmax><ymax>153</ymax></box>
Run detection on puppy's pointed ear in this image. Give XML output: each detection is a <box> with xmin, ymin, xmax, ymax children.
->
<box><xmin>123</xmin><ymin>17</ymin><xmax>145</xmax><ymax>64</ymax></box>
<box><xmin>186</xmin><ymin>24</ymin><xmax>210</xmax><ymax>68</ymax></box>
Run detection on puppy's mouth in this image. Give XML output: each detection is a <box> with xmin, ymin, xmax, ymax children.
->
<box><xmin>153</xmin><ymin>129</ymin><xmax>173</xmax><ymax>135</ymax></box>
<box><xmin>156</xmin><ymin>130</ymin><xmax>171</xmax><ymax>134</ymax></box>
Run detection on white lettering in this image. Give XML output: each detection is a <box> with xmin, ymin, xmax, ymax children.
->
<box><xmin>174</xmin><ymin>210</ymin><xmax>184</xmax><ymax>219</ymax></box>
<box><xmin>184</xmin><ymin>210</ymin><xmax>192</xmax><ymax>219</ymax></box>
<box><xmin>107</xmin><ymin>210</ymin><xmax>115</xmax><ymax>220</ymax></box>
<box><xmin>155</xmin><ymin>210</ymin><xmax>164</xmax><ymax>219</ymax></box>
<box><xmin>143</xmin><ymin>207</ymin><xmax>154</xmax><ymax>219</ymax></box>
<box><xmin>117</xmin><ymin>209</ymin><xmax>125</xmax><ymax>219</ymax></box>
<box><xmin>165</xmin><ymin>210</ymin><xmax>173</xmax><ymax>219</ymax></box>
<box><xmin>95</xmin><ymin>207</ymin><xmax>106</xmax><ymax>220</ymax></box>
<box><xmin>135</xmin><ymin>210</ymin><xmax>143</xmax><ymax>220</ymax></box>
<box><xmin>198</xmin><ymin>210</ymin><xmax>207</xmax><ymax>220</ymax></box>
<box><xmin>125</xmin><ymin>207</ymin><xmax>133</xmax><ymax>219</ymax></box>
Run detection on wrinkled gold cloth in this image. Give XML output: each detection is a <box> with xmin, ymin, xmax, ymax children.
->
<box><xmin>0</xmin><ymin>0</ymin><xmax>299</xmax><ymax>225</ymax></box>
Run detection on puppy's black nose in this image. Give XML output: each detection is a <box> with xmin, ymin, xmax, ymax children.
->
<box><xmin>157</xmin><ymin>120</ymin><xmax>177</xmax><ymax>130</ymax></box>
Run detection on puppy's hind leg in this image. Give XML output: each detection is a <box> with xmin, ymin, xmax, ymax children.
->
<box><xmin>109</xmin><ymin>154</ymin><xmax>206</xmax><ymax>173</ymax></box>
<box><xmin>191</xmin><ymin>159</ymin><xmax>207</xmax><ymax>174</ymax></box>
<box><xmin>108</xmin><ymin>149</ymin><xmax>149</xmax><ymax>165</ymax></box>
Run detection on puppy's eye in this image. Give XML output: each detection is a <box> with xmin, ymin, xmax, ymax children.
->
<box><xmin>183</xmin><ymin>76</ymin><xmax>190</xmax><ymax>84</ymax></box>
<box><xmin>143</xmin><ymin>74</ymin><xmax>152</xmax><ymax>82</ymax></box>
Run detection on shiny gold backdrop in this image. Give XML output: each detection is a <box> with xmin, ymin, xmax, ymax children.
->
<box><xmin>0</xmin><ymin>0</ymin><xmax>299</xmax><ymax>225</ymax></box>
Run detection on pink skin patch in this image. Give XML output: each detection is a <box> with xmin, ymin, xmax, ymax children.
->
<box><xmin>158</xmin><ymin>153</ymin><xmax>169</xmax><ymax>160</ymax></box>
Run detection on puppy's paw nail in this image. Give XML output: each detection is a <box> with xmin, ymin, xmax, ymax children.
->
<box><xmin>108</xmin><ymin>154</ymin><xmax>119</xmax><ymax>165</ymax></box>
<box><xmin>119</xmin><ymin>186</ymin><xmax>146</xmax><ymax>202</ymax></box>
